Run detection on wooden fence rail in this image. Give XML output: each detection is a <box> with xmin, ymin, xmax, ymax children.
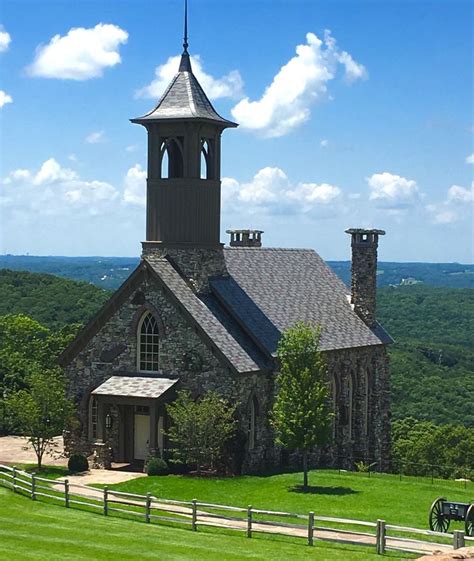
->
<box><xmin>0</xmin><ymin>464</ymin><xmax>462</xmax><ymax>556</ymax></box>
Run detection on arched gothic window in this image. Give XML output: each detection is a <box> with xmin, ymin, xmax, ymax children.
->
<box><xmin>248</xmin><ymin>396</ymin><xmax>258</xmax><ymax>450</ymax></box>
<box><xmin>160</xmin><ymin>137</ymin><xmax>184</xmax><ymax>178</ymax></box>
<box><xmin>137</xmin><ymin>312</ymin><xmax>160</xmax><ymax>372</ymax></box>
<box><xmin>200</xmin><ymin>138</ymin><xmax>214</xmax><ymax>179</ymax></box>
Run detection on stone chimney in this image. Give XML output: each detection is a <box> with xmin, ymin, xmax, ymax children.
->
<box><xmin>226</xmin><ymin>229</ymin><xmax>263</xmax><ymax>248</ymax></box>
<box><xmin>345</xmin><ymin>228</ymin><xmax>385</xmax><ymax>327</ymax></box>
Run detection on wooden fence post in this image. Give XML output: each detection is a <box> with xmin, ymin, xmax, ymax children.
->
<box><xmin>145</xmin><ymin>493</ymin><xmax>151</xmax><ymax>523</ymax></box>
<box><xmin>376</xmin><ymin>519</ymin><xmax>386</xmax><ymax>554</ymax></box>
<box><xmin>192</xmin><ymin>499</ymin><xmax>197</xmax><ymax>531</ymax></box>
<box><xmin>103</xmin><ymin>486</ymin><xmax>108</xmax><ymax>516</ymax></box>
<box><xmin>308</xmin><ymin>511</ymin><xmax>314</xmax><ymax>546</ymax></box>
<box><xmin>31</xmin><ymin>473</ymin><xmax>36</xmax><ymax>501</ymax></box>
<box><xmin>12</xmin><ymin>466</ymin><xmax>17</xmax><ymax>492</ymax></box>
<box><xmin>453</xmin><ymin>530</ymin><xmax>465</xmax><ymax>549</ymax></box>
<box><xmin>64</xmin><ymin>479</ymin><xmax>70</xmax><ymax>508</ymax></box>
<box><xmin>247</xmin><ymin>505</ymin><xmax>252</xmax><ymax>538</ymax></box>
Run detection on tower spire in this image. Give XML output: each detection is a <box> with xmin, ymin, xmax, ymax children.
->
<box><xmin>183</xmin><ymin>0</ymin><xmax>189</xmax><ymax>53</ymax></box>
<box><xmin>179</xmin><ymin>0</ymin><xmax>192</xmax><ymax>72</ymax></box>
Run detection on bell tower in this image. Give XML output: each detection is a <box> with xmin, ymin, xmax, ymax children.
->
<box><xmin>131</xmin><ymin>3</ymin><xmax>237</xmax><ymax>250</ymax></box>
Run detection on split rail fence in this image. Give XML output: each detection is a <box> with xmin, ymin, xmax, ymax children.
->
<box><xmin>1</xmin><ymin>464</ymin><xmax>472</xmax><ymax>556</ymax></box>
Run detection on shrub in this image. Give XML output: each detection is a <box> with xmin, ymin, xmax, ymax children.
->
<box><xmin>68</xmin><ymin>453</ymin><xmax>89</xmax><ymax>473</ymax></box>
<box><xmin>147</xmin><ymin>457</ymin><xmax>169</xmax><ymax>476</ymax></box>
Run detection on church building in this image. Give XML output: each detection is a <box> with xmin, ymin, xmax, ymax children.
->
<box><xmin>60</xmin><ymin>21</ymin><xmax>392</xmax><ymax>473</ymax></box>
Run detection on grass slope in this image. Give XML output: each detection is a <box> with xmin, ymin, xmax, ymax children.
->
<box><xmin>0</xmin><ymin>488</ymin><xmax>413</xmax><ymax>561</ymax></box>
<box><xmin>112</xmin><ymin>469</ymin><xmax>472</xmax><ymax>531</ymax></box>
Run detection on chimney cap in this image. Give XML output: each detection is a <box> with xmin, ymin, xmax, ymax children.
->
<box><xmin>345</xmin><ymin>228</ymin><xmax>386</xmax><ymax>235</ymax></box>
<box><xmin>226</xmin><ymin>229</ymin><xmax>264</xmax><ymax>248</ymax></box>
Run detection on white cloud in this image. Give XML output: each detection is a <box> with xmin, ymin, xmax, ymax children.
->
<box><xmin>26</xmin><ymin>23</ymin><xmax>128</xmax><ymax>80</ymax></box>
<box><xmin>123</xmin><ymin>164</ymin><xmax>146</xmax><ymax>206</ymax></box>
<box><xmin>222</xmin><ymin>166</ymin><xmax>342</xmax><ymax>217</ymax></box>
<box><xmin>367</xmin><ymin>172</ymin><xmax>419</xmax><ymax>209</ymax></box>
<box><xmin>136</xmin><ymin>54</ymin><xmax>243</xmax><ymax>100</ymax></box>
<box><xmin>85</xmin><ymin>130</ymin><xmax>106</xmax><ymax>144</ymax></box>
<box><xmin>0</xmin><ymin>90</ymin><xmax>13</xmax><ymax>108</ymax></box>
<box><xmin>320</xmin><ymin>139</ymin><xmax>329</xmax><ymax>147</ymax></box>
<box><xmin>426</xmin><ymin>182</ymin><xmax>473</xmax><ymax>224</ymax></box>
<box><xmin>0</xmin><ymin>27</ymin><xmax>11</xmax><ymax>53</ymax></box>
<box><xmin>231</xmin><ymin>30</ymin><xmax>366</xmax><ymax>137</ymax></box>
<box><xmin>466</xmin><ymin>153</ymin><xmax>474</xmax><ymax>164</ymax></box>
<box><xmin>1</xmin><ymin>158</ymin><xmax>118</xmax><ymax>216</ymax></box>
<box><xmin>125</xmin><ymin>144</ymin><xmax>139</xmax><ymax>153</ymax></box>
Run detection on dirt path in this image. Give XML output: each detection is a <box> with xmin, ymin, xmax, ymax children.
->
<box><xmin>0</xmin><ymin>436</ymin><xmax>66</xmax><ymax>466</ymax></box>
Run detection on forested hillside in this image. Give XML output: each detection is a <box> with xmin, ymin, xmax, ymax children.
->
<box><xmin>377</xmin><ymin>285</ymin><xmax>473</xmax><ymax>426</ymax></box>
<box><xmin>0</xmin><ymin>269</ymin><xmax>472</xmax><ymax>427</ymax></box>
<box><xmin>0</xmin><ymin>269</ymin><xmax>110</xmax><ymax>329</ymax></box>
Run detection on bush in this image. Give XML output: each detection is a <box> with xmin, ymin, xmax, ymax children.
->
<box><xmin>146</xmin><ymin>457</ymin><xmax>169</xmax><ymax>476</ymax></box>
<box><xmin>68</xmin><ymin>453</ymin><xmax>89</xmax><ymax>473</ymax></box>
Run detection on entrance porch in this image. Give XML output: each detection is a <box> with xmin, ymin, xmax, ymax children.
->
<box><xmin>91</xmin><ymin>376</ymin><xmax>178</xmax><ymax>466</ymax></box>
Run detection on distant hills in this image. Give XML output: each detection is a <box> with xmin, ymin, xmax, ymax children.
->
<box><xmin>1</xmin><ymin>255</ymin><xmax>473</xmax><ymax>290</ymax></box>
<box><xmin>0</xmin><ymin>264</ymin><xmax>472</xmax><ymax>427</ymax></box>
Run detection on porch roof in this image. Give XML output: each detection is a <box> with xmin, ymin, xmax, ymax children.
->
<box><xmin>92</xmin><ymin>376</ymin><xmax>178</xmax><ymax>399</ymax></box>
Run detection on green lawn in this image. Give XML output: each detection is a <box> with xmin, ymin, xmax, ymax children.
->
<box><xmin>0</xmin><ymin>488</ymin><xmax>414</xmax><ymax>560</ymax></box>
<box><xmin>111</xmin><ymin>469</ymin><xmax>472</xmax><ymax>531</ymax></box>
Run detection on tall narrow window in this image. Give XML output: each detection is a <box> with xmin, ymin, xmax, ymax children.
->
<box><xmin>89</xmin><ymin>395</ymin><xmax>98</xmax><ymax>440</ymax></box>
<box><xmin>138</xmin><ymin>312</ymin><xmax>160</xmax><ymax>372</ymax></box>
<box><xmin>200</xmin><ymin>138</ymin><xmax>214</xmax><ymax>179</ymax></box>
<box><xmin>348</xmin><ymin>374</ymin><xmax>354</xmax><ymax>440</ymax></box>
<box><xmin>331</xmin><ymin>376</ymin><xmax>337</xmax><ymax>440</ymax></box>
<box><xmin>160</xmin><ymin>137</ymin><xmax>184</xmax><ymax>178</ymax></box>
<box><xmin>248</xmin><ymin>396</ymin><xmax>258</xmax><ymax>450</ymax></box>
<box><xmin>364</xmin><ymin>371</ymin><xmax>370</xmax><ymax>436</ymax></box>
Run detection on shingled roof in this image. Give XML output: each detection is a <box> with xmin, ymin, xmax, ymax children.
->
<box><xmin>144</xmin><ymin>256</ymin><xmax>260</xmax><ymax>374</ymax></box>
<box><xmin>209</xmin><ymin>247</ymin><xmax>390</xmax><ymax>354</ymax></box>
<box><xmin>131</xmin><ymin>54</ymin><xmax>237</xmax><ymax>127</ymax></box>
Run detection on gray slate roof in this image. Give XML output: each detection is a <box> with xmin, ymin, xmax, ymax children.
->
<box><xmin>144</xmin><ymin>256</ymin><xmax>260</xmax><ymax>373</ymax></box>
<box><xmin>209</xmin><ymin>248</ymin><xmax>388</xmax><ymax>354</ymax></box>
<box><xmin>92</xmin><ymin>376</ymin><xmax>178</xmax><ymax>399</ymax></box>
<box><xmin>132</xmin><ymin>65</ymin><xmax>236</xmax><ymax>126</ymax></box>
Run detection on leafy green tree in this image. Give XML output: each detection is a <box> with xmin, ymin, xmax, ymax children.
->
<box><xmin>166</xmin><ymin>390</ymin><xmax>236</xmax><ymax>474</ymax></box>
<box><xmin>272</xmin><ymin>322</ymin><xmax>331</xmax><ymax>489</ymax></box>
<box><xmin>6</xmin><ymin>371</ymin><xmax>74</xmax><ymax>470</ymax></box>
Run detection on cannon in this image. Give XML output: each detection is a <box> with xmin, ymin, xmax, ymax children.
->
<box><xmin>429</xmin><ymin>497</ymin><xmax>474</xmax><ymax>535</ymax></box>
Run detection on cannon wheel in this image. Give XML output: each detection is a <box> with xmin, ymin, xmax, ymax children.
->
<box><xmin>466</xmin><ymin>504</ymin><xmax>474</xmax><ymax>537</ymax></box>
<box><xmin>429</xmin><ymin>497</ymin><xmax>450</xmax><ymax>533</ymax></box>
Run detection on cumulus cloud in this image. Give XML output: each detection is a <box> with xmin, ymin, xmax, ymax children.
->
<box><xmin>426</xmin><ymin>183</ymin><xmax>473</xmax><ymax>224</ymax></box>
<box><xmin>367</xmin><ymin>172</ymin><xmax>419</xmax><ymax>209</ymax></box>
<box><xmin>0</xmin><ymin>90</ymin><xmax>13</xmax><ymax>108</ymax></box>
<box><xmin>26</xmin><ymin>23</ymin><xmax>128</xmax><ymax>80</ymax></box>
<box><xmin>85</xmin><ymin>130</ymin><xmax>106</xmax><ymax>144</ymax></box>
<box><xmin>222</xmin><ymin>166</ymin><xmax>342</xmax><ymax>217</ymax></box>
<box><xmin>137</xmin><ymin>54</ymin><xmax>243</xmax><ymax>100</ymax></box>
<box><xmin>466</xmin><ymin>153</ymin><xmax>474</xmax><ymax>164</ymax></box>
<box><xmin>123</xmin><ymin>164</ymin><xmax>146</xmax><ymax>206</ymax></box>
<box><xmin>1</xmin><ymin>158</ymin><xmax>118</xmax><ymax>216</ymax></box>
<box><xmin>0</xmin><ymin>27</ymin><xmax>11</xmax><ymax>53</ymax></box>
<box><xmin>231</xmin><ymin>30</ymin><xmax>366</xmax><ymax>137</ymax></box>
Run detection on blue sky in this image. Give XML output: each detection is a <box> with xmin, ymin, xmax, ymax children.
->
<box><xmin>0</xmin><ymin>0</ymin><xmax>472</xmax><ymax>262</ymax></box>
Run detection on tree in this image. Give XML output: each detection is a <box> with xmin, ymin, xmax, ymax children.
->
<box><xmin>272</xmin><ymin>322</ymin><xmax>331</xmax><ymax>489</ymax></box>
<box><xmin>6</xmin><ymin>371</ymin><xmax>74</xmax><ymax>470</ymax></box>
<box><xmin>166</xmin><ymin>390</ymin><xmax>236</xmax><ymax>474</ymax></box>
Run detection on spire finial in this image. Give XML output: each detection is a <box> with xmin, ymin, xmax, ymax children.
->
<box><xmin>179</xmin><ymin>0</ymin><xmax>192</xmax><ymax>72</ymax></box>
<box><xmin>183</xmin><ymin>0</ymin><xmax>189</xmax><ymax>54</ymax></box>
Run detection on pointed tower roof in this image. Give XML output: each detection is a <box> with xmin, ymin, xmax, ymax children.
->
<box><xmin>132</xmin><ymin>2</ymin><xmax>237</xmax><ymax>128</ymax></box>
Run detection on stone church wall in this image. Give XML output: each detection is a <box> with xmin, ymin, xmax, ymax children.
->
<box><xmin>64</xmin><ymin>274</ymin><xmax>275</xmax><ymax>472</ymax></box>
